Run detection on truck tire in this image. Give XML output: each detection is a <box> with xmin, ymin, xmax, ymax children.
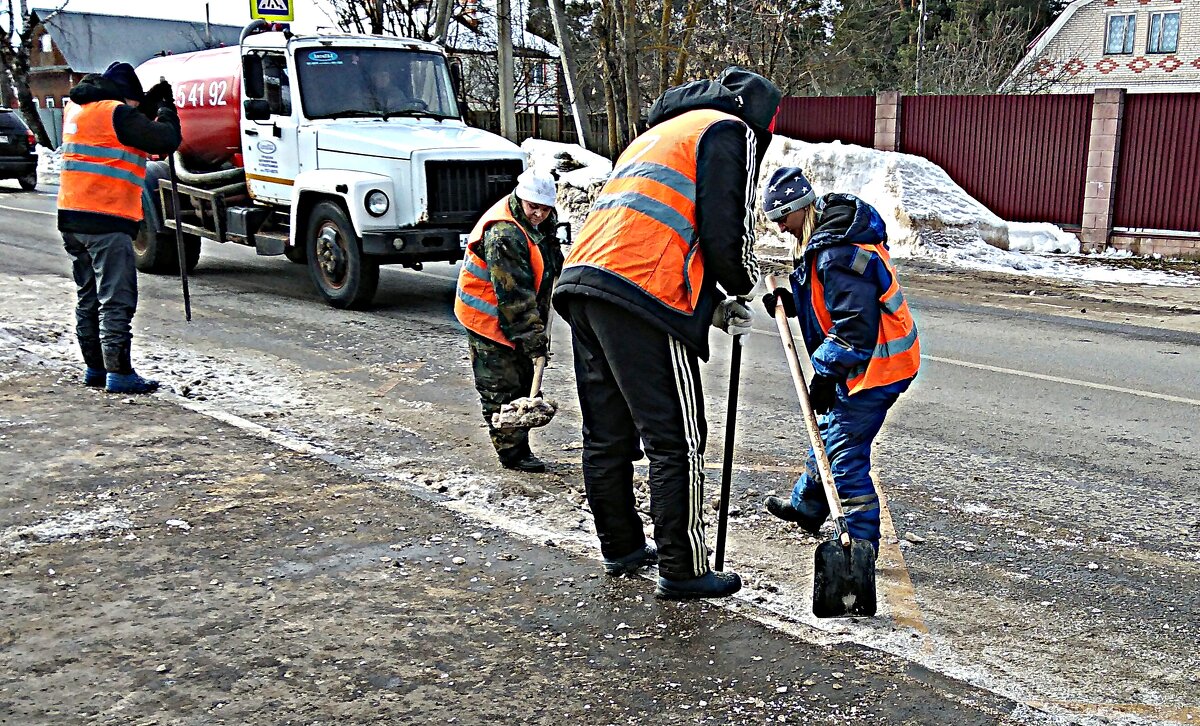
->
<box><xmin>133</xmin><ymin>221</ymin><xmax>202</xmax><ymax>275</ymax></box>
<box><xmin>306</xmin><ymin>200</ymin><xmax>379</xmax><ymax>310</ymax></box>
<box><xmin>17</xmin><ymin>172</ymin><xmax>36</xmax><ymax>191</ymax></box>
<box><xmin>283</xmin><ymin>243</ymin><xmax>308</xmax><ymax>264</ymax></box>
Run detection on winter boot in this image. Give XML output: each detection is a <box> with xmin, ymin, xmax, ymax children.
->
<box><xmin>102</xmin><ymin>343</ymin><xmax>159</xmax><ymax>394</ymax></box>
<box><xmin>655</xmin><ymin>571</ymin><xmax>742</xmax><ymax>600</ymax></box>
<box><xmin>603</xmin><ymin>543</ymin><xmax>658</xmax><ymax>576</ymax></box>
<box><xmin>78</xmin><ymin>336</ymin><xmax>106</xmax><ymax>388</ymax></box>
<box><xmin>499</xmin><ymin>444</ymin><xmax>547</xmax><ymax>473</ymax></box>
<box><xmin>765</xmin><ymin>495</ymin><xmax>825</xmax><ymax>537</ymax></box>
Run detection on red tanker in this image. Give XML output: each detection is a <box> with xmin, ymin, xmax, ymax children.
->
<box><xmin>137</xmin><ymin>46</ymin><xmax>243</xmax><ymax>169</ymax></box>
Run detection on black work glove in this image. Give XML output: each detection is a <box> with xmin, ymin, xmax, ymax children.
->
<box><xmin>809</xmin><ymin>373</ymin><xmax>839</xmax><ymax>415</ymax></box>
<box><xmin>761</xmin><ymin>286</ymin><xmax>797</xmax><ymax>319</ymax></box>
<box><xmin>141</xmin><ymin>80</ymin><xmax>174</xmax><ymax>120</ymax></box>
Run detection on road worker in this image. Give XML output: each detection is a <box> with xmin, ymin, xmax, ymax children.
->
<box><xmin>760</xmin><ymin>166</ymin><xmax>921</xmax><ymax>558</ymax></box>
<box><xmin>58</xmin><ymin>61</ymin><xmax>181</xmax><ymax>394</ymax></box>
<box><xmin>553</xmin><ymin>67</ymin><xmax>781</xmax><ymax>599</ymax></box>
<box><xmin>455</xmin><ymin>169</ymin><xmax>564</xmax><ymax>473</ymax></box>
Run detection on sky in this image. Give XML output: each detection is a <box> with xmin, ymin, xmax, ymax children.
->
<box><xmin>41</xmin><ymin>0</ymin><xmax>338</xmax><ymax>32</ymax></box>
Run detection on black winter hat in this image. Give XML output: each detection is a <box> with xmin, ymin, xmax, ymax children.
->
<box><xmin>102</xmin><ymin>61</ymin><xmax>144</xmax><ymax>103</ymax></box>
<box><xmin>763</xmin><ymin>167</ymin><xmax>816</xmax><ymax>222</ymax></box>
<box><xmin>716</xmin><ymin>66</ymin><xmax>781</xmax><ymax>132</ymax></box>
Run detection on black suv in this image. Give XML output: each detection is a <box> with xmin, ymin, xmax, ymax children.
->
<box><xmin>0</xmin><ymin>109</ymin><xmax>38</xmax><ymax>191</ymax></box>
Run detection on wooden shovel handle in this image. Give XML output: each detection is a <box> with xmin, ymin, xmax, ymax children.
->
<box><xmin>529</xmin><ymin>356</ymin><xmax>547</xmax><ymax>397</ymax></box>
<box><xmin>765</xmin><ymin>275</ymin><xmax>850</xmax><ymax>546</ymax></box>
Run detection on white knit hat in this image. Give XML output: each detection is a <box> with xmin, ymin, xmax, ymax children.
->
<box><xmin>514</xmin><ymin>169</ymin><xmax>557</xmax><ymax>207</ymax></box>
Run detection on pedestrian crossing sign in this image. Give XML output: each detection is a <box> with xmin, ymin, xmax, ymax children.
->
<box><xmin>251</xmin><ymin>0</ymin><xmax>294</xmax><ymax>22</ymax></box>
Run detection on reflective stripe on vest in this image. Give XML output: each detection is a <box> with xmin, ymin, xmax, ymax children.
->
<box><xmin>810</xmin><ymin>243</ymin><xmax>920</xmax><ymax>393</ymax></box>
<box><xmin>57</xmin><ymin>100</ymin><xmax>148</xmax><ymax>222</ymax></box>
<box><xmin>453</xmin><ymin>196</ymin><xmax>545</xmax><ymax>347</ymax></box>
<box><xmin>563</xmin><ymin>108</ymin><xmax>741</xmax><ymax>315</ymax></box>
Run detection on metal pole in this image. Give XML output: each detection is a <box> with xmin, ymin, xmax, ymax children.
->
<box><xmin>166</xmin><ymin>153</ymin><xmax>192</xmax><ymax>323</ymax></box>
<box><xmin>714</xmin><ymin>334</ymin><xmax>743</xmax><ymax>571</ymax></box>
<box><xmin>915</xmin><ymin>0</ymin><xmax>926</xmax><ymax>94</ymax></box>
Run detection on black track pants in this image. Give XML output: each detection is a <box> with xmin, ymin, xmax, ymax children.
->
<box><xmin>564</xmin><ymin>297</ymin><xmax>710</xmax><ymax>580</ymax></box>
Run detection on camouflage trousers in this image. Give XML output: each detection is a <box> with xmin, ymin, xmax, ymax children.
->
<box><xmin>467</xmin><ymin>332</ymin><xmax>536</xmax><ymax>463</ymax></box>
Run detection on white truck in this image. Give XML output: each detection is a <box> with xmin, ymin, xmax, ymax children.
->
<box><xmin>134</xmin><ymin>21</ymin><xmax>527</xmax><ymax>309</ymax></box>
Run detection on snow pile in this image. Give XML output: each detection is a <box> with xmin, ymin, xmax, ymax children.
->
<box><xmin>757</xmin><ymin>137</ymin><xmax>1081</xmax><ymax>261</ymax></box>
<box><xmin>37</xmin><ymin>145</ymin><xmax>62</xmax><ymax>185</ymax></box>
<box><xmin>522</xmin><ymin>138</ymin><xmax>612</xmax><ymax>189</ymax></box>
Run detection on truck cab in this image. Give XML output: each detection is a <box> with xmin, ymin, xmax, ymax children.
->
<box><xmin>136</xmin><ymin>24</ymin><xmax>527</xmax><ymax>309</ymax></box>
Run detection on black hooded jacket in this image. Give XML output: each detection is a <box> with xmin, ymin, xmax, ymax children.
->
<box><xmin>57</xmin><ymin>74</ymin><xmax>182</xmax><ymax>237</ymax></box>
<box><xmin>554</xmin><ymin>72</ymin><xmax>780</xmax><ymax>360</ymax></box>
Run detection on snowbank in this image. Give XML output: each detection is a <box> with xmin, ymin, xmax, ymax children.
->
<box><xmin>37</xmin><ymin>145</ymin><xmax>62</xmax><ymax>185</ymax></box>
<box><xmin>521</xmin><ymin>138</ymin><xmax>612</xmax><ymax>189</ymax></box>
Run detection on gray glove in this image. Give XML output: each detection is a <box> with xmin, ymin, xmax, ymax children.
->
<box><xmin>712</xmin><ymin>297</ymin><xmax>754</xmax><ymax>336</ymax></box>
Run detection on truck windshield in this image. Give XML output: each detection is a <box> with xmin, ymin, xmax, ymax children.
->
<box><xmin>295</xmin><ymin>47</ymin><xmax>460</xmax><ymax>120</ymax></box>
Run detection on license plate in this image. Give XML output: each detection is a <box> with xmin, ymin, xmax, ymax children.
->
<box><xmin>0</xmin><ymin>136</ymin><xmax>8</xmax><ymax>143</ymax></box>
<box><xmin>459</xmin><ymin>233</ymin><xmax>469</xmax><ymax>250</ymax></box>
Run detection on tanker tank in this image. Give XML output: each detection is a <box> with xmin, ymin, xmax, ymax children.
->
<box><xmin>137</xmin><ymin>46</ymin><xmax>243</xmax><ymax>170</ymax></box>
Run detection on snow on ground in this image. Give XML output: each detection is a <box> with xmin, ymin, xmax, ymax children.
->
<box><xmin>36</xmin><ymin>145</ymin><xmax>61</xmax><ymax>185</ymax></box>
<box><xmin>541</xmin><ymin>137</ymin><xmax>1199</xmax><ymax>288</ymax></box>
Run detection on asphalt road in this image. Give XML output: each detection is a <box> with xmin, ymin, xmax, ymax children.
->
<box><xmin>1</xmin><ymin>180</ymin><xmax>1197</xmax><ymax>724</ymax></box>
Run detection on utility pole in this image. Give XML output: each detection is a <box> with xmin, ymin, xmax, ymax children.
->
<box><xmin>915</xmin><ymin>0</ymin><xmax>926</xmax><ymax>94</ymax></box>
<box><xmin>547</xmin><ymin>0</ymin><xmax>593</xmax><ymax>150</ymax></box>
<box><xmin>372</xmin><ymin>0</ymin><xmax>385</xmax><ymax>35</ymax></box>
<box><xmin>433</xmin><ymin>0</ymin><xmax>454</xmax><ymax>42</ymax></box>
<box><xmin>497</xmin><ymin>0</ymin><xmax>517</xmax><ymax>142</ymax></box>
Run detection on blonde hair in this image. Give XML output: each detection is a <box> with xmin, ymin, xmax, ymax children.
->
<box><xmin>790</xmin><ymin>205</ymin><xmax>818</xmax><ymax>264</ymax></box>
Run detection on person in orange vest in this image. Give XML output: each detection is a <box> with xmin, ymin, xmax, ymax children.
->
<box><xmin>58</xmin><ymin>61</ymin><xmax>180</xmax><ymax>394</ymax></box>
<box><xmin>760</xmin><ymin>167</ymin><xmax>921</xmax><ymax>560</ymax></box>
<box><xmin>455</xmin><ymin>169</ymin><xmax>564</xmax><ymax>472</ymax></box>
<box><xmin>552</xmin><ymin>67</ymin><xmax>781</xmax><ymax>599</ymax></box>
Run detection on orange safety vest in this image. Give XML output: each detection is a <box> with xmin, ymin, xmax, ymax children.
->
<box><xmin>454</xmin><ymin>196</ymin><xmax>546</xmax><ymax>347</ymax></box>
<box><xmin>810</xmin><ymin>243</ymin><xmax>920</xmax><ymax>393</ymax></box>
<box><xmin>563</xmin><ymin>108</ymin><xmax>740</xmax><ymax>315</ymax></box>
<box><xmin>58</xmin><ymin>100</ymin><xmax>147</xmax><ymax>222</ymax></box>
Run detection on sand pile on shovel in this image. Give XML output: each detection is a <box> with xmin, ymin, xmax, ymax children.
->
<box><xmin>491</xmin><ymin>396</ymin><xmax>558</xmax><ymax>429</ymax></box>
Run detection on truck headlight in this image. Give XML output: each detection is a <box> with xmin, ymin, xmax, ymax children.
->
<box><xmin>365</xmin><ymin>190</ymin><xmax>389</xmax><ymax>217</ymax></box>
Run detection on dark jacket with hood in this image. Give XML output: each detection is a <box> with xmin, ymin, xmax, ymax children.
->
<box><xmin>57</xmin><ymin>74</ymin><xmax>182</xmax><ymax>237</ymax></box>
<box><xmin>789</xmin><ymin>193</ymin><xmax>913</xmax><ymax>393</ymax></box>
<box><xmin>553</xmin><ymin>68</ymin><xmax>781</xmax><ymax>361</ymax></box>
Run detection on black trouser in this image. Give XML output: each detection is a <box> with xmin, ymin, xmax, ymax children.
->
<box><xmin>564</xmin><ymin>297</ymin><xmax>709</xmax><ymax>580</ymax></box>
<box><xmin>62</xmin><ymin>231</ymin><xmax>138</xmax><ymax>373</ymax></box>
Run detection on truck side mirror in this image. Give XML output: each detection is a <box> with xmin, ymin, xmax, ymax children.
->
<box><xmin>448</xmin><ymin>56</ymin><xmax>466</xmax><ymax>114</ymax></box>
<box><xmin>242</xmin><ymin>55</ymin><xmax>265</xmax><ymax>99</ymax></box>
<box><xmin>244</xmin><ymin>99</ymin><xmax>271</xmax><ymax>121</ymax></box>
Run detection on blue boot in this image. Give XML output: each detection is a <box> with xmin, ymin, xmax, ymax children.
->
<box><xmin>84</xmin><ymin>367</ymin><xmax>106</xmax><ymax>388</ymax></box>
<box><xmin>655</xmin><ymin>570</ymin><xmax>742</xmax><ymax>600</ymax></box>
<box><xmin>603</xmin><ymin>543</ymin><xmax>658</xmax><ymax>576</ymax></box>
<box><xmin>105</xmin><ymin>371</ymin><xmax>159</xmax><ymax>394</ymax></box>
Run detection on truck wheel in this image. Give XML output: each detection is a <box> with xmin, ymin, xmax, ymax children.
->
<box><xmin>17</xmin><ymin>172</ymin><xmax>36</xmax><ymax>191</ymax></box>
<box><xmin>306</xmin><ymin>200</ymin><xmax>379</xmax><ymax>310</ymax></box>
<box><xmin>133</xmin><ymin>221</ymin><xmax>202</xmax><ymax>274</ymax></box>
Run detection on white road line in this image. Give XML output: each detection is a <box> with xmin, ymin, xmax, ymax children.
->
<box><xmin>0</xmin><ymin>203</ymin><xmax>55</xmax><ymax>217</ymax></box>
<box><xmin>924</xmin><ymin>353</ymin><xmax>1200</xmax><ymax>406</ymax></box>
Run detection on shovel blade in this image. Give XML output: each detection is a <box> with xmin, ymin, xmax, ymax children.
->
<box><xmin>812</xmin><ymin>538</ymin><xmax>877</xmax><ymax>618</ymax></box>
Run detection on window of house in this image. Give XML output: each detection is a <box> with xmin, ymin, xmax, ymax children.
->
<box><xmin>1147</xmin><ymin>11</ymin><xmax>1180</xmax><ymax>53</ymax></box>
<box><xmin>33</xmin><ymin>98</ymin><xmax>40</xmax><ymax>108</ymax></box>
<box><xmin>45</xmin><ymin>96</ymin><xmax>55</xmax><ymax>108</ymax></box>
<box><xmin>61</xmin><ymin>97</ymin><xmax>69</xmax><ymax>107</ymax></box>
<box><xmin>531</xmin><ymin>62</ymin><xmax>546</xmax><ymax>86</ymax></box>
<box><xmin>1105</xmin><ymin>13</ymin><xmax>1137</xmax><ymax>54</ymax></box>
<box><xmin>40</xmin><ymin>34</ymin><xmax>52</xmax><ymax>53</ymax></box>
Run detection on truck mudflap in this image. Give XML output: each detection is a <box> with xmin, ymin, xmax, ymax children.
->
<box><xmin>360</xmin><ymin>229</ymin><xmax>466</xmax><ymax>263</ymax></box>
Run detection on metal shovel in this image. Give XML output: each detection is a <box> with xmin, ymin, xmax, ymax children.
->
<box><xmin>765</xmin><ymin>275</ymin><xmax>876</xmax><ymax>617</ymax></box>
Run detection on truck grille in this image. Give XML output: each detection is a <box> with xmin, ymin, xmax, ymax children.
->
<box><xmin>425</xmin><ymin>159</ymin><xmax>524</xmax><ymax>226</ymax></box>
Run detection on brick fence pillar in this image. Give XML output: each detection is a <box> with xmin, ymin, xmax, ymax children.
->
<box><xmin>874</xmin><ymin>91</ymin><xmax>901</xmax><ymax>152</ymax></box>
<box><xmin>1080</xmin><ymin>88</ymin><xmax>1126</xmax><ymax>253</ymax></box>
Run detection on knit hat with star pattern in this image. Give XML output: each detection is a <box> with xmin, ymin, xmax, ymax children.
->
<box><xmin>762</xmin><ymin>166</ymin><xmax>815</xmax><ymax>222</ymax></box>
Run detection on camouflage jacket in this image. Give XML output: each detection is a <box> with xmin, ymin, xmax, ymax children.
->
<box><xmin>482</xmin><ymin>194</ymin><xmax>564</xmax><ymax>357</ymax></box>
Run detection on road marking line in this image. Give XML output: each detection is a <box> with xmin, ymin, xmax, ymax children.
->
<box><xmin>371</xmin><ymin>376</ymin><xmax>404</xmax><ymax>398</ymax></box>
<box><xmin>924</xmin><ymin>354</ymin><xmax>1200</xmax><ymax>407</ymax></box>
<box><xmin>874</xmin><ymin>477</ymin><xmax>933</xmax><ymax>645</ymax></box>
<box><xmin>0</xmin><ymin>203</ymin><xmax>55</xmax><ymax>217</ymax></box>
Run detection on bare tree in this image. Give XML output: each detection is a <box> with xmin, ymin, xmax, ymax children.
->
<box><xmin>0</xmin><ymin>0</ymin><xmax>62</xmax><ymax>148</ymax></box>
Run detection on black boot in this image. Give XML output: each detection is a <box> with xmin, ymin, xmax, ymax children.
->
<box><xmin>655</xmin><ymin>571</ymin><xmax>742</xmax><ymax>599</ymax></box>
<box><xmin>765</xmin><ymin>496</ymin><xmax>826</xmax><ymax>537</ymax></box>
<box><xmin>498</xmin><ymin>443</ymin><xmax>546</xmax><ymax>473</ymax></box>
<box><xmin>78</xmin><ymin>335</ymin><xmax>105</xmax><ymax>388</ymax></box>
<box><xmin>102</xmin><ymin>343</ymin><xmax>159</xmax><ymax>394</ymax></box>
<box><xmin>603</xmin><ymin>543</ymin><xmax>658</xmax><ymax>576</ymax></box>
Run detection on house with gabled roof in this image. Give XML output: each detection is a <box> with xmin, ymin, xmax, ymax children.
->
<box><xmin>1003</xmin><ymin>0</ymin><xmax>1200</xmax><ymax>93</ymax></box>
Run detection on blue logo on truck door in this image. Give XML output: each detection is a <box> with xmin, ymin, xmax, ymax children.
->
<box><xmin>306</xmin><ymin>50</ymin><xmax>341</xmax><ymax>65</ymax></box>
<box><xmin>256</xmin><ymin>140</ymin><xmax>278</xmax><ymax>154</ymax></box>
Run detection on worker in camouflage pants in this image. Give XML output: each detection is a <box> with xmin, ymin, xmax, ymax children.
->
<box><xmin>455</xmin><ymin>170</ymin><xmax>564</xmax><ymax>472</ymax></box>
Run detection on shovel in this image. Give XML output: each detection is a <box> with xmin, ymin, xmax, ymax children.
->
<box><xmin>765</xmin><ymin>275</ymin><xmax>876</xmax><ymax>618</ymax></box>
<box><xmin>490</xmin><ymin>355</ymin><xmax>557</xmax><ymax>429</ymax></box>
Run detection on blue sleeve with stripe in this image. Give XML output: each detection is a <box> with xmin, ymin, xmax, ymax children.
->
<box><xmin>810</xmin><ymin>247</ymin><xmax>888</xmax><ymax>380</ymax></box>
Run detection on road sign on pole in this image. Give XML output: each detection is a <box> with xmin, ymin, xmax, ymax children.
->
<box><xmin>251</xmin><ymin>0</ymin><xmax>294</xmax><ymax>22</ymax></box>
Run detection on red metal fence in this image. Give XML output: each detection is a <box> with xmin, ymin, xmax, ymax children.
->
<box><xmin>1114</xmin><ymin>93</ymin><xmax>1200</xmax><ymax>232</ymax></box>
<box><xmin>899</xmin><ymin>94</ymin><xmax>1093</xmax><ymax>227</ymax></box>
<box><xmin>774</xmin><ymin>96</ymin><xmax>875</xmax><ymax>147</ymax></box>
